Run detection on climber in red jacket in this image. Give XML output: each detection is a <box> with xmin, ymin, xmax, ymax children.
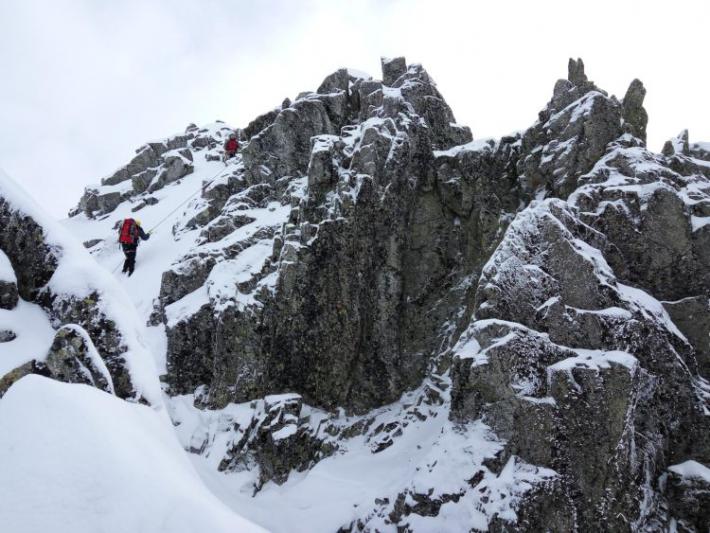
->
<box><xmin>223</xmin><ymin>133</ymin><xmax>239</xmax><ymax>161</ymax></box>
<box><xmin>118</xmin><ymin>218</ymin><xmax>150</xmax><ymax>276</ymax></box>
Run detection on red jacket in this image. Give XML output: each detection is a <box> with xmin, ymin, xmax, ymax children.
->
<box><xmin>225</xmin><ymin>138</ymin><xmax>239</xmax><ymax>153</ymax></box>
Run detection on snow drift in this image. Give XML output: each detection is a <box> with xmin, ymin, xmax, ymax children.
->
<box><xmin>0</xmin><ymin>375</ymin><xmax>264</xmax><ymax>533</ymax></box>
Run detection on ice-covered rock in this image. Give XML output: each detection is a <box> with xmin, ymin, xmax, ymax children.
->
<box><xmin>44</xmin><ymin>324</ymin><xmax>115</xmax><ymax>393</ymax></box>
<box><xmin>56</xmin><ymin>58</ymin><xmax>710</xmax><ymax>531</ymax></box>
<box><xmin>71</xmin><ymin>124</ymin><xmax>228</xmax><ymax>218</ymax></box>
<box><xmin>0</xmin><ymin>250</ymin><xmax>18</xmax><ymax>310</ymax></box>
<box><xmin>0</xmin><ymin>168</ymin><xmax>161</xmax><ymax>403</ymax></box>
<box><xmin>665</xmin><ymin>461</ymin><xmax>710</xmax><ymax>531</ymax></box>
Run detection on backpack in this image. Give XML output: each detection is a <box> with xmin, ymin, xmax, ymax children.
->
<box><xmin>119</xmin><ymin>218</ymin><xmax>138</xmax><ymax>244</ymax></box>
<box><xmin>226</xmin><ymin>138</ymin><xmax>239</xmax><ymax>152</ymax></box>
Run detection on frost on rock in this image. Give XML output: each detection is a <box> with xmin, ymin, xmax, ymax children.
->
<box><xmin>451</xmin><ymin>161</ymin><xmax>710</xmax><ymax>529</ymax></box>
<box><xmin>51</xmin><ymin>57</ymin><xmax>710</xmax><ymax>531</ymax></box>
<box><xmin>70</xmin><ymin>123</ymin><xmax>235</xmax><ymax>218</ymax></box>
<box><xmin>0</xmin><ymin>249</ymin><xmax>18</xmax><ymax>310</ymax></box>
<box><xmin>159</xmin><ymin>56</ymin><xmax>505</xmax><ymax>413</ymax></box>
<box><xmin>0</xmin><ymin>168</ymin><xmax>161</xmax><ymax>403</ymax></box>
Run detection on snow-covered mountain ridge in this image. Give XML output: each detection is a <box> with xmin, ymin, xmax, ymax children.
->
<box><xmin>1</xmin><ymin>57</ymin><xmax>709</xmax><ymax>532</ymax></box>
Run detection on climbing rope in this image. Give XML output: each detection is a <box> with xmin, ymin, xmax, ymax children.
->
<box><xmin>108</xmin><ymin>159</ymin><xmax>238</xmax><ymax>275</ymax></box>
<box><xmin>146</xmin><ymin>162</ymin><xmax>234</xmax><ymax>234</ymax></box>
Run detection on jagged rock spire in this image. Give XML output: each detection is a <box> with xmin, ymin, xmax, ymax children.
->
<box><xmin>662</xmin><ymin>129</ymin><xmax>690</xmax><ymax>156</ymax></box>
<box><xmin>622</xmin><ymin>78</ymin><xmax>648</xmax><ymax>142</ymax></box>
<box><xmin>567</xmin><ymin>57</ymin><xmax>587</xmax><ymax>85</ymax></box>
<box><xmin>381</xmin><ymin>56</ymin><xmax>407</xmax><ymax>86</ymax></box>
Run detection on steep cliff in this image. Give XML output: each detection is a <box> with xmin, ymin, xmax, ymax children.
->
<box><xmin>6</xmin><ymin>56</ymin><xmax>706</xmax><ymax>531</ymax></box>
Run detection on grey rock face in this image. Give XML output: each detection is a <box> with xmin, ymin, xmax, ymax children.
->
<box><xmin>241</xmin><ymin>98</ymin><xmax>336</xmax><ymax>182</ymax></box>
<box><xmin>0</xmin><ymin>360</ymin><xmax>50</xmax><ymax>398</ymax></box>
<box><xmin>48</xmin><ymin>292</ymin><xmax>136</xmax><ymax>398</ymax></box>
<box><xmin>665</xmin><ymin>466</ymin><xmax>710</xmax><ymax>532</ymax></box>
<box><xmin>567</xmin><ymin>57</ymin><xmax>587</xmax><ymax>85</ymax></box>
<box><xmin>0</xmin><ymin>197</ymin><xmax>56</xmax><ymax>299</ymax></box>
<box><xmin>162</xmin><ymin>58</ymin><xmax>513</xmax><ymax>413</ymax></box>
<box><xmin>0</xmin><ymin>279</ymin><xmax>18</xmax><ymax>310</ymax></box>
<box><xmin>67</xmin><ymin>57</ymin><xmax>710</xmax><ymax>530</ymax></box>
<box><xmin>450</xmin><ymin>132</ymin><xmax>710</xmax><ymax>528</ymax></box>
<box><xmin>317</xmin><ymin>68</ymin><xmax>351</xmax><ymax>94</ymax></box>
<box><xmin>663</xmin><ymin>297</ymin><xmax>710</xmax><ymax>378</ymax></box>
<box><xmin>243</xmin><ymin>107</ymin><xmax>281</xmax><ymax>141</ymax></box>
<box><xmin>218</xmin><ymin>393</ymin><xmax>332</xmax><ymax>488</ymax></box>
<box><xmin>72</xmin><ymin>127</ymin><xmax>223</xmax><ymax>217</ymax></box>
<box><xmin>381</xmin><ymin>56</ymin><xmax>407</xmax><ymax>85</ymax></box>
<box><xmin>516</xmin><ymin>63</ymin><xmax>623</xmax><ymax>199</ymax></box>
<box><xmin>622</xmin><ymin>78</ymin><xmax>648</xmax><ymax>142</ymax></box>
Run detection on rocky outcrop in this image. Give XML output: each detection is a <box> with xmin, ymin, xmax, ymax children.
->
<box><xmin>44</xmin><ymin>325</ymin><xmax>115</xmax><ymax>393</ymax></box>
<box><xmin>0</xmin><ymin>170</ymin><xmax>158</xmax><ymax>403</ymax></box>
<box><xmin>0</xmin><ymin>360</ymin><xmax>50</xmax><ymax>397</ymax></box>
<box><xmin>622</xmin><ymin>78</ymin><xmax>648</xmax><ymax>141</ymax></box>
<box><xmin>663</xmin><ymin>129</ymin><xmax>691</xmax><ymax>157</ymax></box>
<box><xmin>161</xmin><ymin>58</ymin><xmax>502</xmax><ymax>413</ymax></box>
<box><xmin>71</xmin><ymin>124</ymin><xmax>232</xmax><ymax>218</ymax></box>
<box><xmin>0</xmin><ymin>197</ymin><xmax>56</xmax><ymax>299</ymax></box>
<box><xmin>690</xmin><ymin>140</ymin><xmax>710</xmax><ymax>161</ymax></box>
<box><xmin>445</xmin><ymin>122</ymin><xmax>710</xmax><ymax>528</ymax></box>
<box><xmin>516</xmin><ymin>58</ymin><xmax>628</xmax><ymax>198</ymax></box>
<box><xmin>65</xmin><ymin>57</ymin><xmax>710</xmax><ymax>530</ymax></box>
<box><xmin>450</xmin><ymin>192</ymin><xmax>710</xmax><ymax>528</ymax></box>
<box><xmin>217</xmin><ymin>393</ymin><xmax>333</xmax><ymax>489</ymax></box>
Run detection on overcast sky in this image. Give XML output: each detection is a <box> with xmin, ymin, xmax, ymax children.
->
<box><xmin>1</xmin><ymin>0</ymin><xmax>709</xmax><ymax>218</ymax></box>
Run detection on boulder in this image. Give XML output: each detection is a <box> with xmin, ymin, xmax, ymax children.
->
<box><xmin>381</xmin><ymin>56</ymin><xmax>407</xmax><ymax>86</ymax></box>
<box><xmin>96</xmin><ymin>191</ymin><xmax>122</xmax><ymax>214</ymax></box>
<box><xmin>44</xmin><ymin>325</ymin><xmax>114</xmax><ymax>393</ymax></box>
<box><xmin>1</xmin><ymin>171</ymin><xmax>154</xmax><ymax>402</ymax></box>
<box><xmin>218</xmin><ymin>394</ymin><xmax>331</xmax><ymax>488</ymax></box>
<box><xmin>663</xmin><ymin>129</ymin><xmax>691</xmax><ymax>156</ymax></box>
<box><xmin>665</xmin><ymin>462</ymin><xmax>710</xmax><ymax>531</ymax></box>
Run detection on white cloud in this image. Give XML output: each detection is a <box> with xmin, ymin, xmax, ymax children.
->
<box><xmin>1</xmin><ymin>0</ymin><xmax>709</xmax><ymax>217</ymax></box>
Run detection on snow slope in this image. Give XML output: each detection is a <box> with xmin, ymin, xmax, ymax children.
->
<box><xmin>63</xmin><ymin>130</ymin><xmax>244</xmax><ymax>371</ymax></box>
<box><xmin>0</xmin><ymin>375</ymin><xmax>264</xmax><ymax>533</ymax></box>
<box><xmin>0</xmin><ymin>167</ymin><xmax>162</xmax><ymax>404</ymax></box>
<box><xmin>169</xmin><ymin>380</ymin><xmax>554</xmax><ymax>533</ymax></box>
<box><xmin>0</xmin><ymin>299</ymin><xmax>54</xmax><ymax>377</ymax></box>
<box><xmin>1</xmin><ymin>163</ymin><xmax>262</xmax><ymax>531</ymax></box>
